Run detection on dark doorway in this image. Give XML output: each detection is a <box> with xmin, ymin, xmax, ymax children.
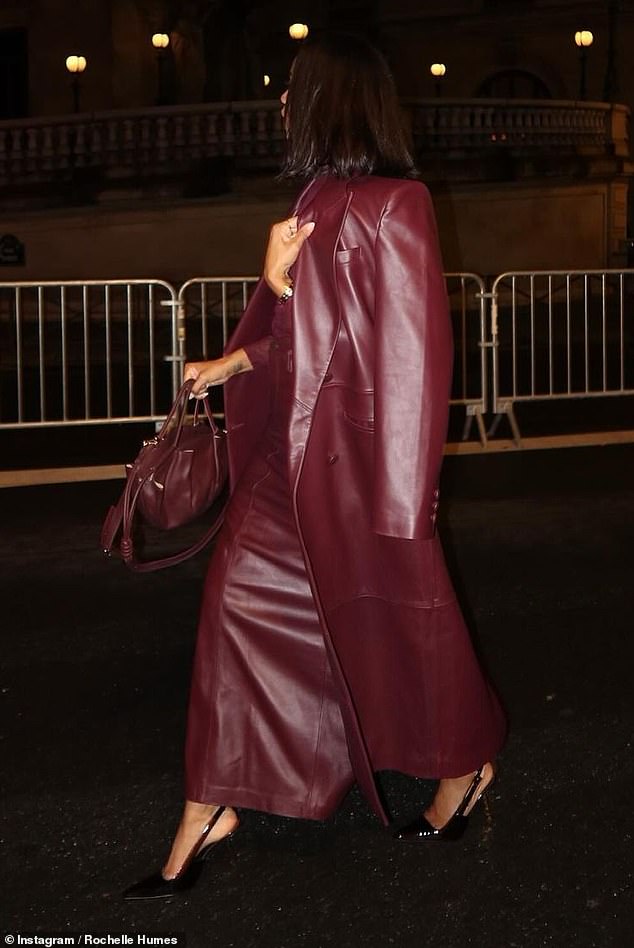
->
<box><xmin>0</xmin><ymin>29</ymin><xmax>28</xmax><ymax>119</ymax></box>
<box><xmin>477</xmin><ymin>70</ymin><xmax>551</xmax><ymax>99</ymax></box>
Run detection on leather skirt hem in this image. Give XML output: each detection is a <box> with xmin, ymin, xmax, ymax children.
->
<box><xmin>184</xmin><ymin>781</ymin><xmax>354</xmax><ymax>822</ymax></box>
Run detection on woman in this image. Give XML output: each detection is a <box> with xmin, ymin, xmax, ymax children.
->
<box><xmin>123</xmin><ymin>33</ymin><xmax>506</xmax><ymax>901</ymax></box>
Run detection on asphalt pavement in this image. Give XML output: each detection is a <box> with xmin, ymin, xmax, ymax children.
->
<box><xmin>2</xmin><ymin>443</ymin><xmax>633</xmax><ymax>948</ymax></box>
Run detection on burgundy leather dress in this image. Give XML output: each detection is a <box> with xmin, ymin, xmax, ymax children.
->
<box><xmin>185</xmin><ymin>304</ymin><xmax>357</xmax><ymax>819</ymax></box>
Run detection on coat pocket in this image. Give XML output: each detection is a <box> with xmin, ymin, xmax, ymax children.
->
<box><xmin>343</xmin><ymin>410</ymin><xmax>374</xmax><ymax>432</ymax></box>
<box><xmin>336</xmin><ymin>246</ymin><xmax>362</xmax><ymax>264</ymax></box>
<box><xmin>341</xmin><ymin>390</ymin><xmax>374</xmax><ymax>431</ymax></box>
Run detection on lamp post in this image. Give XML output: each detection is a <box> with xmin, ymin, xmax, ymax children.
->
<box><xmin>574</xmin><ymin>30</ymin><xmax>593</xmax><ymax>100</ymax></box>
<box><xmin>151</xmin><ymin>32</ymin><xmax>170</xmax><ymax>106</ymax></box>
<box><xmin>430</xmin><ymin>63</ymin><xmax>446</xmax><ymax>98</ymax></box>
<box><xmin>604</xmin><ymin>0</ymin><xmax>620</xmax><ymax>101</ymax></box>
<box><xmin>65</xmin><ymin>55</ymin><xmax>87</xmax><ymax>113</ymax></box>
<box><xmin>289</xmin><ymin>23</ymin><xmax>309</xmax><ymax>42</ymax></box>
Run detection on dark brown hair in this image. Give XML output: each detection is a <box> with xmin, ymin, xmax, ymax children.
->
<box><xmin>281</xmin><ymin>32</ymin><xmax>417</xmax><ymax>180</ymax></box>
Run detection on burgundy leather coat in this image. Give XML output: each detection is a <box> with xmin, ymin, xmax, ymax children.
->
<box><xmin>222</xmin><ymin>175</ymin><xmax>463</xmax><ymax>824</ymax></box>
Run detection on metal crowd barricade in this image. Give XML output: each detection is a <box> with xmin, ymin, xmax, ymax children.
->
<box><xmin>177</xmin><ymin>273</ymin><xmax>489</xmax><ymax>444</ymax></box>
<box><xmin>489</xmin><ymin>270</ymin><xmax>634</xmax><ymax>441</ymax></box>
<box><xmin>177</xmin><ymin>276</ymin><xmax>259</xmax><ymax>359</ymax></box>
<box><xmin>0</xmin><ymin>279</ymin><xmax>179</xmax><ymax>429</ymax></box>
<box><xmin>445</xmin><ymin>273</ymin><xmax>489</xmax><ymax>444</ymax></box>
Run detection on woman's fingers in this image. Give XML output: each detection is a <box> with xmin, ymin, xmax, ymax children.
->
<box><xmin>294</xmin><ymin>220</ymin><xmax>315</xmax><ymax>247</ymax></box>
<box><xmin>263</xmin><ymin>217</ymin><xmax>315</xmax><ymax>296</ymax></box>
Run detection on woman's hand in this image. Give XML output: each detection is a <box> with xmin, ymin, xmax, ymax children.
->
<box><xmin>184</xmin><ymin>348</ymin><xmax>253</xmax><ymax>397</ymax></box>
<box><xmin>263</xmin><ymin>216</ymin><xmax>315</xmax><ymax>298</ymax></box>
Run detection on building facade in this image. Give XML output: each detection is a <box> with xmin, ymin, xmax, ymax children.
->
<box><xmin>0</xmin><ymin>1</ymin><xmax>632</xmax><ymax>281</ymax></box>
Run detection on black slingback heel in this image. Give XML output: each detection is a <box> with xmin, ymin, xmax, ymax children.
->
<box><xmin>393</xmin><ymin>766</ymin><xmax>493</xmax><ymax>841</ymax></box>
<box><xmin>123</xmin><ymin>805</ymin><xmax>237</xmax><ymax>901</ymax></box>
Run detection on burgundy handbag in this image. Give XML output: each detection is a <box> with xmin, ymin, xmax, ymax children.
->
<box><xmin>101</xmin><ymin>379</ymin><xmax>227</xmax><ymax>571</ymax></box>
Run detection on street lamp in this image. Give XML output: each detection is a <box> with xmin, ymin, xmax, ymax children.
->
<box><xmin>574</xmin><ymin>30</ymin><xmax>593</xmax><ymax>100</ymax></box>
<box><xmin>289</xmin><ymin>23</ymin><xmax>309</xmax><ymax>41</ymax></box>
<box><xmin>151</xmin><ymin>32</ymin><xmax>170</xmax><ymax>106</ymax></box>
<box><xmin>430</xmin><ymin>63</ymin><xmax>446</xmax><ymax>98</ymax></box>
<box><xmin>65</xmin><ymin>55</ymin><xmax>87</xmax><ymax>113</ymax></box>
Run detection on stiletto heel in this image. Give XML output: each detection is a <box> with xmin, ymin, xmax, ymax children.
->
<box><xmin>393</xmin><ymin>765</ymin><xmax>493</xmax><ymax>842</ymax></box>
<box><xmin>122</xmin><ymin>805</ymin><xmax>237</xmax><ymax>901</ymax></box>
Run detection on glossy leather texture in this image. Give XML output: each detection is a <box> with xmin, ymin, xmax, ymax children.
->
<box><xmin>185</xmin><ymin>332</ymin><xmax>356</xmax><ymax>820</ymax></box>
<box><xmin>122</xmin><ymin>806</ymin><xmax>234</xmax><ymax>901</ymax></box>
<box><xmin>393</xmin><ymin>767</ymin><xmax>488</xmax><ymax>841</ymax></box>
<box><xmin>193</xmin><ymin>175</ymin><xmax>506</xmax><ymax>825</ymax></box>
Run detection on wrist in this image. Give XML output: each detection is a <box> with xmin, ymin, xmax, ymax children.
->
<box><xmin>227</xmin><ymin>349</ymin><xmax>252</xmax><ymax>375</ymax></box>
<box><xmin>266</xmin><ymin>269</ymin><xmax>292</xmax><ymax>299</ymax></box>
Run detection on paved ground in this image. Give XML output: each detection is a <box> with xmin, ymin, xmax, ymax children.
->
<box><xmin>2</xmin><ymin>444</ymin><xmax>633</xmax><ymax>948</ymax></box>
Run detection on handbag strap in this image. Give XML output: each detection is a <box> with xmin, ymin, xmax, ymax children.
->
<box><xmin>101</xmin><ymin>380</ymin><xmax>227</xmax><ymax>571</ymax></box>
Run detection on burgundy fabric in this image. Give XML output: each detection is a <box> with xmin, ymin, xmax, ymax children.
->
<box><xmin>186</xmin><ymin>330</ymin><xmax>356</xmax><ymax>818</ymax></box>
<box><xmin>185</xmin><ymin>174</ymin><xmax>507</xmax><ymax>825</ymax></box>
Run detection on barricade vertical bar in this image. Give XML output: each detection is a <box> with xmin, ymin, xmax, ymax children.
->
<box><xmin>584</xmin><ymin>275</ymin><xmax>589</xmax><ymax>393</ymax></box>
<box><xmin>15</xmin><ymin>287</ymin><xmax>23</xmax><ymax>422</ymax></box>
<box><xmin>601</xmin><ymin>273</ymin><xmax>607</xmax><ymax>391</ymax></box>
<box><xmin>479</xmin><ymin>276</ymin><xmax>488</xmax><ymax>415</ymax></box>
<box><xmin>221</xmin><ymin>281</ymin><xmax>228</xmax><ymax>349</ymax></box>
<box><xmin>530</xmin><ymin>274</ymin><xmax>535</xmax><ymax>396</ymax></box>
<box><xmin>511</xmin><ymin>276</ymin><xmax>517</xmax><ymax>397</ymax></box>
<box><xmin>37</xmin><ymin>286</ymin><xmax>46</xmax><ymax>420</ymax></box>
<box><xmin>548</xmin><ymin>275</ymin><xmax>553</xmax><ymax>395</ymax></box>
<box><xmin>566</xmin><ymin>275</ymin><xmax>572</xmax><ymax>394</ymax></box>
<box><xmin>241</xmin><ymin>281</ymin><xmax>249</xmax><ymax>344</ymax></box>
<box><xmin>60</xmin><ymin>285</ymin><xmax>68</xmax><ymax>421</ymax></box>
<box><xmin>105</xmin><ymin>284</ymin><xmax>112</xmax><ymax>418</ymax></box>
<box><xmin>460</xmin><ymin>277</ymin><xmax>467</xmax><ymax>399</ymax></box>
<box><xmin>172</xmin><ymin>290</ymin><xmax>182</xmax><ymax>402</ymax></box>
<box><xmin>490</xmin><ymin>286</ymin><xmax>499</xmax><ymax>415</ymax></box>
<box><xmin>201</xmin><ymin>282</ymin><xmax>208</xmax><ymax>357</ymax></box>
<box><xmin>619</xmin><ymin>273</ymin><xmax>625</xmax><ymax>389</ymax></box>
<box><xmin>83</xmin><ymin>284</ymin><xmax>90</xmax><ymax>418</ymax></box>
<box><xmin>126</xmin><ymin>283</ymin><xmax>134</xmax><ymax>415</ymax></box>
<box><xmin>148</xmin><ymin>283</ymin><xmax>156</xmax><ymax>416</ymax></box>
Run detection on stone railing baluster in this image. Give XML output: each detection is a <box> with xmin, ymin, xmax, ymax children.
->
<box><xmin>205</xmin><ymin>112</ymin><xmax>219</xmax><ymax>158</ymax></box>
<box><xmin>74</xmin><ymin>123</ymin><xmax>87</xmax><ymax>168</ymax></box>
<box><xmin>10</xmin><ymin>128</ymin><xmax>23</xmax><ymax>177</ymax></box>
<box><xmin>189</xmin><ymin>114</ymin><xmax>201</xmax><ymax>159</ymax></box>
<box><xmin>222</xmin><ymin>109</ymin><xmax>235</xmax><ymax>157</ymax></box>
<box><xmin>57</xmin><ymin>125</ymin><xmax>71</xmax><ymax>171</ymax></box>
<box><xmin>26</xmin><ymin>127</ymin><xmax>39</xmax><ymax>175</ymax></box>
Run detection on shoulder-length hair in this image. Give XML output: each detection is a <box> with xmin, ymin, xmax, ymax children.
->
<box><xmin>281</xmin><ymin>32</ymin><xmax>417</xmax><ymax>180</ymax></box>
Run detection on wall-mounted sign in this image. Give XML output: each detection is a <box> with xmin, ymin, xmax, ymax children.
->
<box><xmin>0</xmin><ymin>234</ymin><xmax>25</xmax><ymax>266</ymax></box>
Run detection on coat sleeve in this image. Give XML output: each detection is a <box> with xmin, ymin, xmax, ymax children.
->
<box><xmin>243</xmin><ymin>335</ymin><xmax>273</xmax><ymax>367</ymax></box>
<box><xmin>372</xmin><ymin>181</ymin><xmax>453</xmax><ymax>540</ymax></box>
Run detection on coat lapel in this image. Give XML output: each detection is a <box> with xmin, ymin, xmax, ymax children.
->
<box><xmin>287</xmin><ymin>182</ymin><xmax>352</xmax><ymax>480</ymax></box>
<box><xmin>286</xmin><ymin>180</ymin><xmax>392</xmax><ymax>826</ymax></box>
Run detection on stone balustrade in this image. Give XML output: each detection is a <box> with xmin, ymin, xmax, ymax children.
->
<box><xmin>0</xmin><ymin>98</ymin><xmax>629</xmax><ymax>189</ymax></box>
<box><xmin>407</xmin><ymin>99</ymin><xmax>629</xmax><ymax>156</ymax></box>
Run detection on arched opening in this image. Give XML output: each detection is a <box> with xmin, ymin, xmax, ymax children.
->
<box><xmin>477</xmin><ymin>70</ymin><xmax>552</xmax><ymax>99</ymax></box>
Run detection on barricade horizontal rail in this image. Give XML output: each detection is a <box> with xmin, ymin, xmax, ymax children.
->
<box><xmin>490</xmin><ymin>269</ymin><xmax>634</xmax><ymax>440</ymax></box>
